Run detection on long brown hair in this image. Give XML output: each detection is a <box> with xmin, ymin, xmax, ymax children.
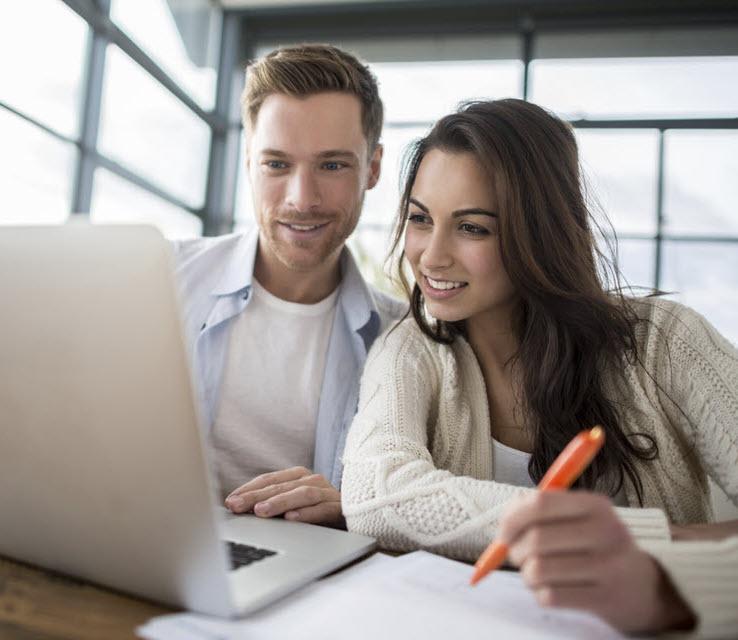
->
<box><xmin>390</xmin><ymin>99</ymin><xmax>657</xmax><ymax>502</ymax></box>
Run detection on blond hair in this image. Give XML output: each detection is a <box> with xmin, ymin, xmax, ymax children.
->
<box><xmin>242</xmin><ymin>44</ymin><xmax>383</xmax><ymax>151</ymax></box>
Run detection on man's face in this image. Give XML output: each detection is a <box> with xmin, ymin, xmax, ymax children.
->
<box><xmin>247</xmin><ymin>92</ymin><xmax>382</xmax><ymax>277</ymax></box>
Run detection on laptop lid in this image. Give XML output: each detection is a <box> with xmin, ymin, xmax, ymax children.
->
<box><xmin>0</xmin><ymin>224</ymin><xmax>236</xmax><ymax>615</ymax></box>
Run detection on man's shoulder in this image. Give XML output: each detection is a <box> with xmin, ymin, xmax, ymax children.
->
<box><xmin>367</xmin><ymin>284</ymin><xmax>406</xmax><ymax>329</ymax></box>
<box><xmin>171</xmin><ymin>232</ymin><xmax>245</xmax><ymax>270</ymax></box>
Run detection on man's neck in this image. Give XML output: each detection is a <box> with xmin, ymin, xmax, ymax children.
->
<box><xmin>253</xmin><ymin>244</ymin><xmax>343</xmax><ymax>304</ymax></box>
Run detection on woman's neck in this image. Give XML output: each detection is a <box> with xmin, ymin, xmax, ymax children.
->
<box><xmin>465</xmin><ymin>311</ymin><xmax>532</xmax><ymax>452</ymax></box>
<box><xmin>464</xmin><ymin>310</ymin><xmax>519</xmax><ymax>373</ymax></box>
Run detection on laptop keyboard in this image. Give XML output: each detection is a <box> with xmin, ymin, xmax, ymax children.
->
<box><xmin>227</xmin><ymin>540</ymin><xmax>277</xmax><ymax>570</ymax></box>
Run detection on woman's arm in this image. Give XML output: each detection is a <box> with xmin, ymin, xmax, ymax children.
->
<box><xmin>341</xmin><ymin>322</ymin><xmax>529</xmax><ymax>561</ymax></box>
<box><xmin>671</xmin><ymin>519</ymin><xmax>738</xmax><ymax>541</ymax></box>
<box><xmin>650</xmin><ymin>301</ymin><xmax>738</xmax><ymax>510</ymax></box>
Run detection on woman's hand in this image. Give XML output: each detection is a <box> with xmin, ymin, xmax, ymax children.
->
<box><xmin>670</xmin><ymin>519</ymin><xmax>738</xmax><ymax>541</ymax></box>
<box><xmin>496</xmin><ymin>491</ymin><xmax>695</xmax><ymax>634</ymax></box>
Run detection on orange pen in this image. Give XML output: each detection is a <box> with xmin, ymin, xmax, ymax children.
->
<box><xmin>470</xmin><ymin>426</ymin><xmax>605</xmax><ymax>586</ymax></box>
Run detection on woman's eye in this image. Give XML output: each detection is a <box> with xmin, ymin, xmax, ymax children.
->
<box><xmin>460</xmin><ymin>222</ymin><xmax>489</xmax><ymax>235</ymax></box>
<box><xmin>408</xmin><ymin>212</ymin><xmax>430</xmax><ymax>225</ymax></box>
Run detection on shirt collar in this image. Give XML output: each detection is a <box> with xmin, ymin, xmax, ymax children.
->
<box><xmin>209</xmin><ymin>226</ymin><xmax>380</xmax><ymax>338</ymax></box>
<box><xmin>211</xmin><ymin>226</ymin><xmax>259</xmax><ymax>296</ymax></box>
<box><xmin>336</xmin><ymin>244</ymin><xmax>381</xmax><ymax>345</ymax></box>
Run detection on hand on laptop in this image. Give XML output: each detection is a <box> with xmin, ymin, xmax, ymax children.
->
<box><xmin>225</xmin><ymin>466</ymin><xmax>344</xmax><ymax>528</ymax></box>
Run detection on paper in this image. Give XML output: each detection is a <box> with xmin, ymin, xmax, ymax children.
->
<box><xmin>137</xmin><ymin>551</ymin><xmax>631</xmax><ymax>640</ymax></box>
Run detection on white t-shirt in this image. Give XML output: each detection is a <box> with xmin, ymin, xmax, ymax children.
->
<box><xmin>209</xmin><ymin>278</ymin><xmax>339</xmax><ymax>497</ymax></box>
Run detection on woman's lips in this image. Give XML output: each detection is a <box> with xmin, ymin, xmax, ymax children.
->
<box><xmin>421</xmin><ymin>274</ymin><xmax>468</xmax><ymax>300</ymax></box>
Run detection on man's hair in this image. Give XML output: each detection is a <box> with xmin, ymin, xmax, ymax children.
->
<box><xmin>241</xmin><ymin>44</ymin><xmax>383</xmax><ymax>152</ymax></box>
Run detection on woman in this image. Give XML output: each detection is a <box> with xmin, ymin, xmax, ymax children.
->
<box><xmin>341</xmin><ymin>99</ymin><xmax>738</xmax><ymax>637</ymax></box>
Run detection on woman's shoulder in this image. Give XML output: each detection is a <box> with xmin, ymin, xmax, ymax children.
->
<box><xmin>366</xmin><ymin>317</ymin><xmax>470</xmax><ymax>373</ymax></box>
<box><xmin>625</xmin><ymin>295</ymin><xmax>736</xmax><ymax>358</ymax></box>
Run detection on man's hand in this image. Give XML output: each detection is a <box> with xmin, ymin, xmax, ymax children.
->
<box><xmin>496</xmin><ymin>492</ymin><xmax>695</xmax><ymax>635</ymax></box>
<box><xmin>225</xmin><ymin>466</ymin><xmax>344</xmax><ymax>527</ymax></box>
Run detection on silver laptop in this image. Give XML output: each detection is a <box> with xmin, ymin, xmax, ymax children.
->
<box><xmin>0</xmin><ymin>223</ymin><xmax>375</xmax><ymax>617</ymax></box>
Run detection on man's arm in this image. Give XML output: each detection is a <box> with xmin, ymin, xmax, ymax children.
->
<box><xmin>225</xmin><ymin>467</ymin><xmax>344</xmax><ymax>527</ymax></box>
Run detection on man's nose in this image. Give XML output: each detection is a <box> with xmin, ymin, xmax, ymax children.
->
<box><xmin>285</xmin><ymin>168</ymin><xmax>322</xmax><ymax>212</ymax></box>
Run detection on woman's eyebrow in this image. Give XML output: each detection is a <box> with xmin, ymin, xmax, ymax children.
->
<box><xmin>408</xmin><ymin>198</ymin><xmax>429</xmax><ymax>213</ymax></box>
<box><xmin>451</xmin><ymin>208</ymin><xmax>498</xmax><ymax>218</ymax></box>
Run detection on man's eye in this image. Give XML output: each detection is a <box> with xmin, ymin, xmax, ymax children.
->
<box><xmin>266</xmin><ymin>160</ymin><xmax>286</xmax><ymax>169</ymax></box>
<box><xmin>323</xmin><ymin>162</ymin><xmax>342</xmax><ymax>171</ymax></box>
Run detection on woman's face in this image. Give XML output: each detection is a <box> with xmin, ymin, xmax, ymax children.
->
<box><xmin>404</xmin><ymin>149</ymin><xmax>517</xmax><ymax>326</ymax></box>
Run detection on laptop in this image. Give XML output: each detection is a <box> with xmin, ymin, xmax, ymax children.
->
<box><xmin>0</xmin><ymin>223</ymin><xmax>375</xmax><ymax>617</ymax></box>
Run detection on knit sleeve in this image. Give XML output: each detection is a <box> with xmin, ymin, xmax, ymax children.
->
<box><xmin>640</xmin><ymin>537</ymin><xmax>738</xmax><ymax>639</ymax></box>
<box><xmin>341</xmin><ymin>322</ymin><xmax>529</xmax><ymax>563</ymax></box>
<box><xmin>636</xmin><ymin>301</ymin><xmax>738</xmax><ymax>637</ymax></box>
<box><xmin>649</xmin><ymin>301</ymin><xmax>738</xmax><ymax>506</ymax></box>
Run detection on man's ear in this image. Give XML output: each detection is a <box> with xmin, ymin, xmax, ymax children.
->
<box><xmin>366</xmin><ymin>144</ymin><xmax>383</xmax><ymax>190</ymax></box>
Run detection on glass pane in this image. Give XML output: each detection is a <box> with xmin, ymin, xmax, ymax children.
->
<box><xmin>110</xmin><ymin>0</ymin><xmax>218</xmax><ymax>109</ymax></box>
<box><xmin>233</xmin><ymin>133</ymin><xmax>253</xmax><ymax>231</ymax></box>
<box><xmin>576</xmin><ymin>129</ymin><xmax>659</xmax><ymax>235</ymax></box>
<box><xmin>348</xmin><ymin>226</ymin><xmax>403</xmax><ymax>298</ymax></box>
<box><xmin>611</xmin><ymin>238</ymin><xmax>656</xmax><ymax>292</ymax></box>
<box><xmin>0</xmin><ymin>1</ymin><xmax>86</xmax><ymax>136</ymax></box>
<box><xmin>99</xmin><ymin>45</ymin><xmax>211</xmax><ymax>208</ymax></box>
<box><xmin>664</xmin><ymin>131</ymin><xmax>738</xmax><ymax>237</ymax></box>
<box><xmin>0</xmin><ymin>110</ymin><xmax>74</xmax><ymax>225</ymax></box>
<box><xmin>90</xmin><ymin>168</ymin><xmax>202</xmax><ymax>239</ymax></box>
<box><xmin>373</xmin><ymin>60</ymin><xmax>523</xmax><ymax>124</ymax></box>
<box><xmin>530</xmin><ymin>57</ymin><xmax>738</xmax><ymax>120</ymax></box>
<box><xmin>661</xmin><ymin>241</ymin><xmax>738</xmax><ymax>345</ymax></box>
<box><xmin>362</xmin><ymin>125</ymin><xmax>430</xmax><ymax>227</ymax></box>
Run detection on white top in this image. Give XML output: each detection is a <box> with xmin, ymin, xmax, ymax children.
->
<box><xmin>492</xmin><ymin>439</ymin><xmax>628</xmax><ymax>506</ymax></box>
<box><xmin>342</xmin><ymin>298</ymin><xmax>738</xmax><ymax>639</ymax></box>
<box><xmin>491</xmin><ymin>439</ymin><xmax>536</xmax><ymax>488</ymax></box>
<box><xmin>209</xmin><ymin>278</ymin><xmax>339</xmax><ymax>496</ymax></box>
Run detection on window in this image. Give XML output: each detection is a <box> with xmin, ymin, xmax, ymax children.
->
<box><xmin>90</xmin><ymin>167</ymin><xmax>203</xmax><ymax>239</ymax></box>
<box><xmin>0</xmin><ymin>109</ymin><xmax>75</xmax><ymax>225</ymax></box>
<box><xmin>98</xmin><ymin>45</ymin><xmax>211</xmax><ymax>209</ymax></box>
<box><xmin>0</xmin><ymin>1</ymin><xmax>87</xmax><ymax>137</ymax></box>
<box><xmin>110</xmin><ymin>0</ymin><xmax>218</xmax><ymax>110</ymax></box>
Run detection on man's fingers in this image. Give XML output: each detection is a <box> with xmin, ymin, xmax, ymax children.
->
<box><xmin>254</xmin><ymin>485</ymin><xmax>339</xmax><ymax>517</ymax></box>
<box><xmin>284</xmin><ymin>502</ymin><xmax>344</xmax><ymax>527</ymax></box>
<box><xmin>226</xmin><ymin>481</ymin><xmax>296</xmax><ymax>513</ymax></box>
<box><xmin>227</xmin><ymin>466</ymin><xmax>312</xmax><ymax>497</ymax></box>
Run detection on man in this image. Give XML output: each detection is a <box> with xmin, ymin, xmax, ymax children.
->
<box><xmin>173</xmin><ymin>44</ymin><xmax>403</xmax><ymax>527</ymax></box>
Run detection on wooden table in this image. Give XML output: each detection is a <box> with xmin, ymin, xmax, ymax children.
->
<box><xmin>0</xmin><ymin>555</ymin><xmax>174</xmax><ymax>640</ymax></box>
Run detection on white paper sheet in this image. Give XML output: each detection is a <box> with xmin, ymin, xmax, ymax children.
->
<box><xmin>137</xmin><ymin>551</ymin><xmax>631</xmax><ymax>640</ymax></box>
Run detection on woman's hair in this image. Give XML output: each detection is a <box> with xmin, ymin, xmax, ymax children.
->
<box><xmin>389</xmin><ymin>99</ymin><xmax>657</xmax><ymax>502</ymax></box>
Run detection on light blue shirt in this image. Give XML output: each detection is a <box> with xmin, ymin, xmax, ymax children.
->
<box><xmin>172</xmin><ymin>227</ymin><xmax>404</xmax><ymax>488</ymax></box>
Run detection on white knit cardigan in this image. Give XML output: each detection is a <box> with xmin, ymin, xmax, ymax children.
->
<box><xmin>342</xmin><ymin>297</ymin><xmax>738</xmax><ymax>639</ymax></box>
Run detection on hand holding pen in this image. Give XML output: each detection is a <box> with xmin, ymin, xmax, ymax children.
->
<box><xmin>471</xmin><ymin>426</ymin><xmax>606</xmax><ymax>584</ymax></box>
<box><xmin>471</xmin><ymin>426</ymin><xmax>695</xmax><ymax>634</ymax></box>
